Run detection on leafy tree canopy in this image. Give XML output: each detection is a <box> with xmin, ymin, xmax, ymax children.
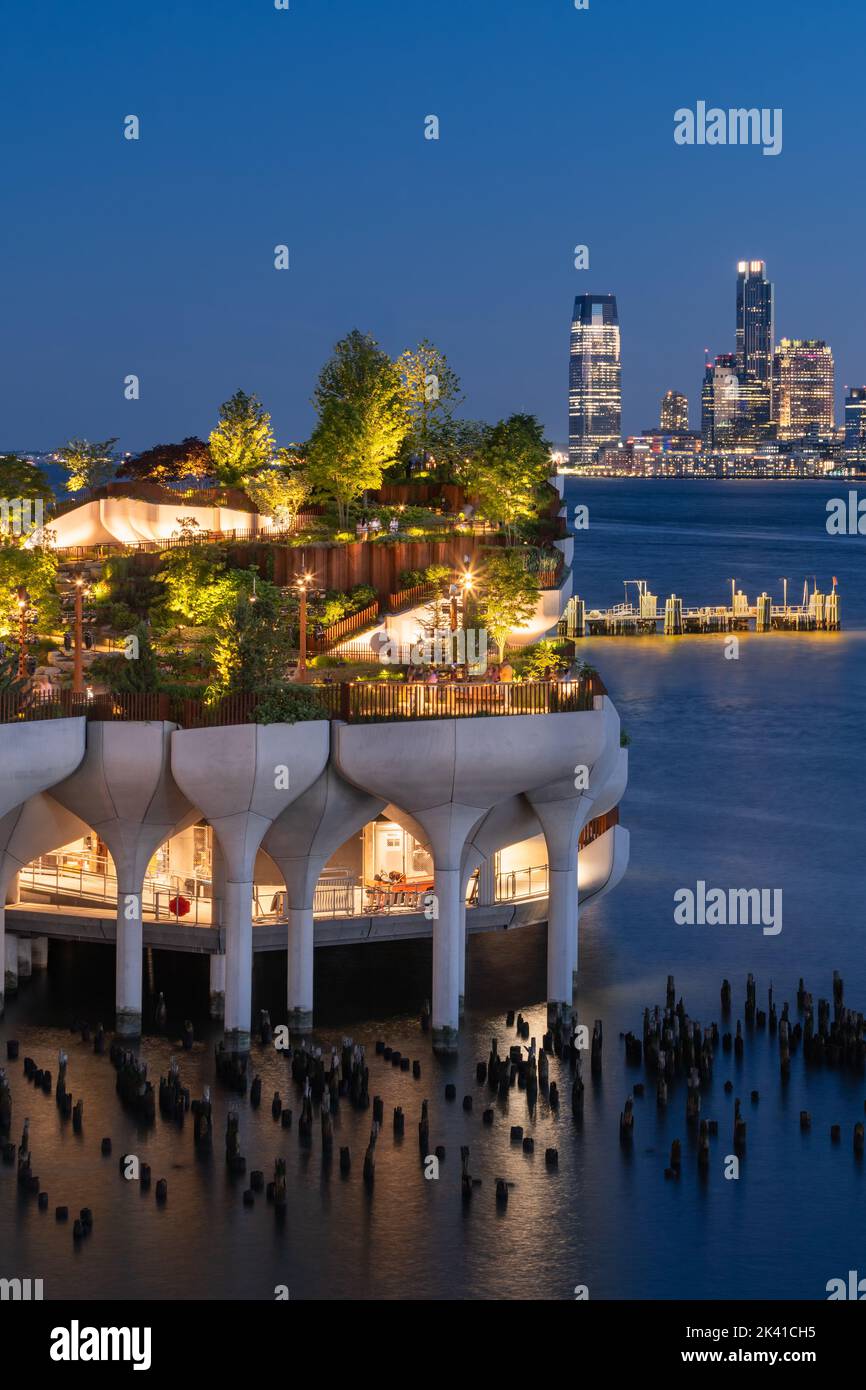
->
<box><xmin>117</xmin><ymin>437</ymin><xmax>213</xmax><ymax>486</ymax></box>
<box><xmin>208</xmin><ymin>571</ymin><xmax>294</xmax><ymax>698</ymax></box>
<box><xmin>397</xmin><ymin>340</ymin><xmax>463</xmax><ymax>463</ymax></box>
<box><xmin>306</xmin><ymin>330</ymin><xmax>409</xmax><ymax>527</ymax></box>
<box><xmin>56</xmin><ymin>438</ymin><xmax>118</xmax><ymax>494</ymax></box>
<box><xmin>0</xmin><ymin>538</ymin><xmax>60</xmax><ymax>641</ymax></box>
<box><xmin>208</xmin><ymin>390</ymin><xmax>275</xmax><ymax>487</ymax></box>
<box><xmin>245</xmin><ymin>456</ymin><xmax>310</xmax><ymax>527</ymax></box>
<box><xmin>475</xmin><ymin>549</ymin><xmax>541</xmax><ymax>660</ymax></box>
<box><xmin>463</xmin><ymin>414</ymin><xmax>551</xmax><ymax>541</ymax></box>
<box><xmin>0</xmin><ymin>454</ymin><xmax>55</xmax><ymax>506</ymax></box>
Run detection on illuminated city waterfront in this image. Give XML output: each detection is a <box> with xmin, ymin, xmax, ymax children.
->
<box><xmin>2</xmin><ymin>478</ymin><xmax>863</xmax><ymax>1301</ymax></box>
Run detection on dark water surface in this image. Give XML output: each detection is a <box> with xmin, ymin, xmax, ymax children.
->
<box><xmin>2</xmin><ymin>479</ymin><xmax>865</xmax><ymax>1301</ymax></box>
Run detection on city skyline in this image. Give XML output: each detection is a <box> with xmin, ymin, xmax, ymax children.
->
<box><xmin>2</xmin><ymin>0</ymin><xmax>865</xmax><ymax>455</ymax></box>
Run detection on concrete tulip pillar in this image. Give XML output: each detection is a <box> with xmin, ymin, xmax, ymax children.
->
<box><xmin>262</xmin><ymin>767</ymin><xmax>383</xmax><ymax>1031</ymax></box>
<box><xmin>527</xmin><ymin>702</ymin><xmax>622</xmax><ymax>1022</ymax></box>
<box><xmin>209</xmin><ymin>840</ymin><xmax>227</xmax><ymax>1019</ymax></box>
<box><xmin>172</xmin><ymin>722</ymin><xmax>330</xmax><ymax>1051</ymax></box>
<box><xmin>335</xmin><ymin>714</ymin><xmax>589</xmax><ymax>1053</ymax></box>
<box><xmin>17</xmin><ymin>937</ymin><xmax>32</xmax><ymax>979</ymax></box>
<box><xmin>459</xmin><ymin>795</ymin><xmax>543</xmax><ymax>1016</ymax></box>
<box><xmin>0</xmin><ymin>713</ymin><xmax>87</xmax><ymax>1017</ymax></box>
<box><xmin>52</xmin><ymin>723</ymin><xmax>194</xmax><ymax>1037</ymax></box>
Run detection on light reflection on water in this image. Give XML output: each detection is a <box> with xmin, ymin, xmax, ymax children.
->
<box><xmin>1</xmin><ymin>480</ymin><xmax>865</xmax><ymax>1300</ymax></box>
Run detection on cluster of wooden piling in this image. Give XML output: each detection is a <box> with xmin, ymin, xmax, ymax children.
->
<box><xmin>158</xmin><ymin>1058</ymin><xmax>191</xmax><ymax>1125</ymax></box>
<box><xmin>110</xmin><ymin>1042</ymin><xmax>156</xmax><ymax>1121</ymax></box>
<box><xmin>293</xmin><ymin>1039</ymin><xmax>370</xmax><ymax>1110</ymax></box>
<box><xmin>214</xmin><ymin>1042</ymin><xmax>249</xmax><ymax>1094</ymax></box>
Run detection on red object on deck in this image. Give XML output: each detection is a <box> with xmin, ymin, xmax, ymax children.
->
<box><xmin>168</xmin><ymin>895</ymin><xmax>191</xmax><ymax>917</ymax></box>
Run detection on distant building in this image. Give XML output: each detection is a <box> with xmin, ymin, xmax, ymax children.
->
<box><xmin>701</xmin><ymin>354</ymin><xmax>740</xmax><ymax>450</ymax></box>
<box><xmin>568</xmin><ymin>294</ymin><xmax>621</xmax><ymax>468</ymax></box>
<box><xmin>844</xmin><ymin>387</ymin><xmax>866</xmax><ymax>467</ymax></box>
<box><xmin>735</xmin><ymin>260</ymin><xmax>774</xmax><ymax>440</ymax></box>
<box><xmin>660</xmin><ymin>390</ymin><xmax>688</xmax><ymax>432</ymax></box>
<box><xmin>773</xmin><ymin>339</ymin><xmax>835</xmax><ymax>441</ymax></box>
<box><xmin>597</xmin><ymin>432</ymin><xmax>704</xmax><ymax>476</ymax></box>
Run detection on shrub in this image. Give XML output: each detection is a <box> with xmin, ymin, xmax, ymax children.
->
<box><xmin>250</xmin><ymin>684</ymin><xmax>329</xmax><ymax>724</ymax></box>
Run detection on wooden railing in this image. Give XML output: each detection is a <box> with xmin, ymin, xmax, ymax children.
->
<box><xmin>578</xmin><ymin>805</ymin><xmax>619</xmax><ymax>848</ymax></box>
<box><xmin>0</xmin><ymin>676</ymin><xmax>605</xmax><ymax>726</ymax></box>
<box><xmin>0</xmin><ymin>692</ymin><xmax>173</xmax><ymax>722</ymax></box>
<box><xmin>387</xmin><ymin>582</ymin><xmax>436</xmax><ymax>613</ymax></box>
<box><xmin>309</xmin><ymin>602</ymin><xmax>381</xmax><ymax>652</ymax></box>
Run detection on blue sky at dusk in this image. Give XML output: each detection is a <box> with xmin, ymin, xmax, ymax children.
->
<box><xmin>1</xmin><ymin>0</ymin><xmax>861</xmax><ymax>452</ymax></box>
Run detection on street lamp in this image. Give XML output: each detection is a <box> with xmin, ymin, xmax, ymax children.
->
<box><xmin>15</xmin><ymin>586</ymin><xmax>40</xmax><ymax>684</ymax></box>
<box><xmin>296</xmin><ymin>571</ymin><xmax>314</xmax><ymax>683</ymax></box>
<box><xmin>72</xmin><ymin>574</ymin><xmax>87</xmax><ymax>695</ymax></box>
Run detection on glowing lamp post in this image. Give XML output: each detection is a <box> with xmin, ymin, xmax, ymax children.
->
<box><xmin>72</xmin><ymin>575</ymin><xmax>87</xmax><ymax>695</ymax></box>
<box><xmin>296</xmin><ymin>572</ymin><xmax>314</xmax><ymax>683</ymax></box>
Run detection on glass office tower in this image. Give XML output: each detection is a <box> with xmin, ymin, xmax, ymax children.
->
<box><xmin>568</xmin><ymin>294</ymin><xmax>621</xmax><ymax>468</ymax></box>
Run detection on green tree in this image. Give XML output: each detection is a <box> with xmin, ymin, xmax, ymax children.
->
<box><xmin>158</xmin><ymin>546</ymin><xmax>245</xmax><ymax>627</ymax></box>
<box><xmin>55</xmin><ymin>438</ymin><xmax>118</xmax><ymax>494</ymax></box>
<box><xmin>397</xmin><ymin>340</ymin><xmax>463</xmax><ymax>465</ymax></box>
<box><xmin>463</xmin><ymin>414</ymin><xmax>551</xmax><ymax>541</ymax></box>
<box><xmin>94</xmin><ymin>623</ymin><xmax>162</xmax><ymax>694</ymax></box>
<box><xmin>208</xmin><ymin>390</ymin><xmax>275</xmax><ymax>487</ymax></box>
<box><xmin>426</xmin><ymin>416</ymin><xmax>489</xmax><ymax>484</ymax></box>
<box><xmin>245</xmin><ymin>455</ymin><xmax>310</xmax><ymax>529</ymax></box>
<box><xmin>476</xmin><ymin>550</ymin><xmax>541</xmax><ymax>660</ymax></box>
<box><xmin>0</xmin><ymin>454</ymin><xmax>55</xmax><ymax>507</ymax></box>
<box><xmin>117</xmin><ymin>437</ymin><xmax>213</xmax><ymax>486</ymax></box>
<box><xmin>306</xmin><ymin>330</ymin><xmax>409</xmax><ymax>527</ymax></box>
<box><xmin>0</xmin><ymin>538</ymin><xmax>59</xmax><ymax>642</ymax></box>
<box><xmin>0</xmin><ymin>642</ymin><xmax>27</xmax><ymax>695</ymax></box>
<box><xmin>208</xmin><ymin>572</ymin><xmax>294</xmax><ymax>697</ymax></box>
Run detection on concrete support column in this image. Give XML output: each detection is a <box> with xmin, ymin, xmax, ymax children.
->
<box><xmin>0</xmin><ymin>906</ymin><xmax>7</xmax><ymax>1011</ymax></box>
<box><xmin>223</xmin><ymin>876</ymin><xmax>254</xmax><ymax>1052</ymax></box>
<box><xmin>31</xmin><ymin>936</ymin><xmax>49</xmax><ymax>970</ymax></box>
<box><xmin>209</xmin><ymin>953</ymin><xmax>226</xmax><ymax>1020</ymax></box>
<box><xmin>5</xmin><ymin>872</ymin><xmax>20</xmax><ymax>906</ymax></box>
<box><xmin>529</xmin><ymin>799</ymin><xmax>583</xmax><ymax>1027</ymax></box>
<box><xmin>17</xmin><ymin>936</ymin><xmax>32</xmax><ymax>980</ymax></box>
<box><xmin>115</xmin><ymin>877</ymin><xmax>144</xmax><ymax>1037</ymax></box>
<box><xmin>431</xmin><ymin>867</ymin><xmax>462</xmax><ymax>1052</ymax></box>
<box><xmin>211</xmin><ymin>838</ymin><xmax>226</xmax><ymax>928</ymax></box>
<box><xmin>286</xmin><ymin>906</ymin><xmax>314</xmax><ymax>1031</ymax></box>
<box><xmin>171</xmin><ymin>722</ymin><xmax>331</xmax><ymax>1054</ymax></box>
<box><xmin>547</xmin><ymin>867</ymin><xmax>578</xmax><ymax>1014</ymax></box>
<box><xmin>477</xmin><ymin>856</ymin><xmax>496</xmax><ymax>907</ymax></box>
<box><xmin>458</xmin><ymin>905</ymin><xmax>467</xmax><ymax>1018</ymax></box>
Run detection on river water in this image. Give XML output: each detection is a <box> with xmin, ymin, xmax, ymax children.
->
<box><xmin>1</xmin><ymin>479</ymin><xmax>864</xmax><ymax>1301</ymax></box>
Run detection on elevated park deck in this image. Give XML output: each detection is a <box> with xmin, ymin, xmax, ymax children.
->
<box><xmin>0</xmin><ymin>675</ymin><xmax>604</xmax><ymax>727</ymax></box>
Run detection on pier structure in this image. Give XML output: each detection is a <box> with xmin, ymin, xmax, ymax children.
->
<box><xmin>0</xmin><ymin>682</ymin><xmax>628</xmax><ymax>1052</ymax></box>
<box><xmin>562</xmin><ymin>577</ymin><xmax>841</xmax><ymax>637</ymax></box>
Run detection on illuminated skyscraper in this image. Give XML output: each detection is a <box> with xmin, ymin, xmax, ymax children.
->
<box><xmin>773</xmin><ymin>339</ymin><xmax>835</xmax><ymax>440</ymax></box>
<box><xmin>844</xmin><ymin>387</ymin><xmax>866</xmax><ymax>467</ymax></box>
<box><xmin>568</xmin><ymin>294</ymin><xmax>621</xmax><ymax>468</ymax></box>
<box><xmin>735</xmin><ymin>259</ymin><xmax>774</xmax><ymax>437</ymax></box>
<box><xmin>701</xmin><ymin>354</ymin><xmax>739</xmax><ymax>450</ymax></box>
<box><xmin>660</xmin><ymin>390</ymin><xmax>688</xmax><ymax>432</ymax></box>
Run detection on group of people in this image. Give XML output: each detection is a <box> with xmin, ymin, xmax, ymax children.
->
<box><xmin>355</xmin><ymin>516</ymin><xmax>400</xmax><ymax>539</ymax></box>
<box><xmin>402</xmin><ymin>659</ymin><xmax>514</xmax><ymax>685</ymax></box>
